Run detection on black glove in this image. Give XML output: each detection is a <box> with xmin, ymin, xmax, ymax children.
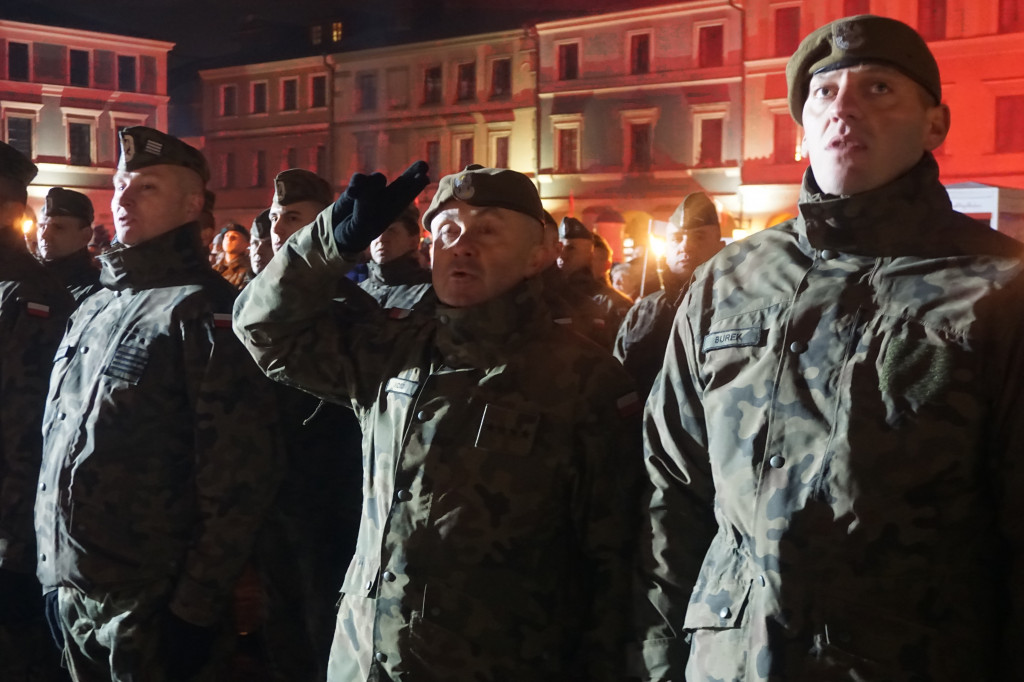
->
<box><xmin>43</xmin><ymin>589</ymin><xmax>65</xmax><ymax>651</ymax></box>
<box><xmin>0</xmin><ymin>567</ymin><xmax>40</xmax><ymax>625</ymax></box>
<box><xmin>161</xmin><ymin>610</ymin><xmax>217</xmax><ymax>680</ymax></box>
<box><xmin>332</xmin><ymin>160</ymin><xmax>430</xmax><ymax>252</ymax></box>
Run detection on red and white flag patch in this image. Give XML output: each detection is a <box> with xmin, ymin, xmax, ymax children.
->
<box><xmin>25</xmin><ymin>302</ymin><xmax>51</xmax><ymax>318</ymax></box>
<box><xmin>213</xmin><ymin>313</ymin><xmax>232</xmax><ymax>328</ymax></box>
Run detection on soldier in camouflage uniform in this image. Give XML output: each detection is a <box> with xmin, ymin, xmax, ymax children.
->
<box><xmin>34</xmin><ymin>126</ymin><xmax>282</xmax><ymax>682</ymax></box>
<box><xmin>37</xmin><ymin>187</ymin><xmax>102</xmax><ymax>304</ymax></box>
<box><xmin>212</xmin><ymin>223</ymin><xmax>254</xmax><ymax>290</ymax></box>
<box><xmin>0</xmin><ymin>142</ymin><xmax>73</xmax><ymax>682</ymax></box>
<box><xmin>558</xmin><ymin>216</ymin><xmax>633</xmax><ymax>347</ymax></box>
<box><xmin>613</xmin><ymin>193</ymin><xmax>722</xmax><ymax>397</ymax></box>
<box><xmin>240</xmin><ymin>167</ymin><xmax>365</xmax><ymax>682</ymax></box>
<box><xmin>234</xmin><ymin>162</ymin><xmax>643</xmax><ymax>682</ymax></box>
<box><xmin>636</xmin><ymin>15</ymin><xmax>1024</xmax><ymax>681</ymax></box>
<box><xmin>359</xmin><ymin>203</ymin><xmax>433</xmax><ymax>309</ymax></box>
<box><xmin>248</xmin><ymin>209</ymin><xmax>274</xmax><ymax>277</ymax></box>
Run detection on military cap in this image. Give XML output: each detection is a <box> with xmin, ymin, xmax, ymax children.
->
<box><xmin>251</xmin><ymin>208</ymin><xmax>272</xmax><ymax>240</ymax></box>
<box><xmin>422</xmin><ymin>164</ymin><xmax>544</xmax><ymax>228</ymax></box>
<box><xmin>558</xmin><ymin>216</ymin><xmax>592</xmax><ymax>241</ymax></box>
<box><xmin>219</xmin><ymin>222</ymin><xmax>249</xmax><ymax>238</ymax></box>
<box><xmin>0</xmin><ymin>140</ymin><xmax>38</xmax><ymax>187</ymax></box>
<box><xmin>786</xmin><ymin>15</ymin><xmax>941</xmax><ymax>124</ymax></box>
<box><xmin>668</xmin><ymin>192</ymin><xmax>720</xmax><ymax>234</ymax></box>
<box><xmin>118</xmin><ymin>126</ymin><xmax>210</xmax><ymax>184</ymax></box>
<box><xmin>273</xmin><ymin>169</ymin><xmax>333</xmax><ymax>207</ymax></box>
<box><xmin>43</xmin><ymin>187</ymin><xmax>94</xmax><ymax>224</ymax></box>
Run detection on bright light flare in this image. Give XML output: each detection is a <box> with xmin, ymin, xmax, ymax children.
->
<box><xmin>21</xmin><ymin>218</ymin><xmax>34</xmax><ymax>234</ymax></box>
<box><xmin>649</xmin><ymin>235</ymin><xmax>666</xmax><ymax>258</ymax></box>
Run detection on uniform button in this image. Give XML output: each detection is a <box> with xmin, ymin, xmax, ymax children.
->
<box><xmin>382</xmin><ymin>571</ymin><xmax>396</xmax><ymax>582</ymax></box>
<box><xmin>396</xmin><ymin>489</ymin><xmax>411</xmax><ymax>502</ymax></box>
<box><xmin>58</xmin><ymin>412</ymin><xmax>66</xmax><ymax>420</ymax></box>
<box><xmin>415</xmin><ymin>410</ymin><xmax>431</xmax><ymax>422</ymax></box>
<box><xmin>374</xmin><ymin>652</ymin><xmax>388</xmax><ymax>663</ymax></box>
<box><xmin>438</xmin><ymin>314</ymin><xmax>450</xmax><ymax>324</ymax></box>
<box><xmin>789</xmin><ymin>341</ymin><xmax>807</xmax><ymax>354</ymax></box>
<box><xmin>364</xmin><ymin>581</ymin><xmax>372</xmax><ymax>591</ymax></box>
<box><xmin>79</xmin><ymin>346</ymin><xmax>89</xmax><ymax>354</ymax></box>
<box><xmin>39</xmin><ymin>482</ymin><xmax>46</xmax><ymax>491</ymax></box>
<box><xmin>39</xmin><ymin>553</ymin><xmax>46</xmax><ymax>562</ymax></box>
<box><xmin>769</xmin><ymin>455</ymin><xmax>786</xmax><ymax>469</ymax></box>
<box><xmin>718</xmin><ymin>607</ymin><xmax>731</xmax><ymax>619</ymax></box>
<box><xmin>759</xmin><ymin>575</ymin><xmax>766</xmax><ymax>587</ymax></box>
<box><xmin>821</xmin><ymin>249</ymin><xmax>838</xmax><ymax>260</ymax></box>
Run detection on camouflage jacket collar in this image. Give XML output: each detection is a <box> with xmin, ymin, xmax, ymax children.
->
<box><xmin>98</xmin><ymin>222</ymin><xmax>209</xmax><ymax>291</ymax></box>
<box><xmin>367</xmin><ymin>253</ymin><xmax>431</xmax><ymax>286</ymax></box>
<box><xmin>797</xmin><ymin>153</ymin><xmax>955</xmax><ymax>257</ymax></box>
<box><xmin>432</xmin><ymin>276</ymin><xmax>551</xmax><ymax>369</ymax></box>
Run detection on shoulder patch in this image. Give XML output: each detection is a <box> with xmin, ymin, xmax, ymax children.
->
<box><xmin>702</xmin><ymin>327</ymin><xmax>763</xmax><ymax>353</ymax></box>
<box><xmin>25</xmin><ymin>301</ymin><xmax>51</xmax><ymax>318</ymax></box>
<box><xmin>213</xmin><ymin>313</ymin><xmax>233</xmax><ymax>329</ymax></box>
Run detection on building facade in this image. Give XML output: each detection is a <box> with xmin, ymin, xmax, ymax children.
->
<box><xmin>199</xmin><ymin>28</ymin><xmax>537</xmax><ymax>225</ymax></box>
<box><xmin>199</xmin><ymin>55</ymin><xmax>334</xmax><ymax>227</ymax></box>
<box><xmin>0</xmin><ymin>19</ymin><xmax>173</xmax><ymax>232</ymax></box>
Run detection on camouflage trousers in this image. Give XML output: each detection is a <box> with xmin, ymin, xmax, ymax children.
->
<box><xmin>54</xmin><ymin>584</ymin><xmax>231</xmax><ymax>682</ymax></box>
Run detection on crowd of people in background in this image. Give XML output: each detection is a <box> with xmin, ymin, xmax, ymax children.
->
<box><xmin>2</xmin><ymin>12</ymin><xmax>1021</xmax><ymax>682</ymax></box>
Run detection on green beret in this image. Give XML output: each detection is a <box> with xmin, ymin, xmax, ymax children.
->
<box><xmin>273</xmin><ymin>169</ymin><xmax>333</xmax><ymax>208</ymax></box>
<box><xmin>43</xmin><ymin>187</ymin><xmax>94</xmax><ymax>224</ymax></box>
<box><xmin>669</xmin><ymin>192</ymin><xmax>720</xmax><ymax>234</ymax></box>
<box><xmin>423</xmin><ymin>165</ymin><xmax>544</xmax><ymax>229</ymax></box>
<box><xmin>558</xmin><ymin>216</ymin><xmax>591</xmax><ymax>240</ymax></box>
<box><xmin>251</xmin><ymin>208</ymin><xmax>272</xmax><ymax>239</ymax></box>
<box><xmin>786</xmin><ymin>15</ymin><xmax>941</xmax><ymax>124</ymax></box>
<box><xmin>219</xmin><ymin>222</ymin><xmax>249</xmax><ymax>239</ymax></box>
<box><xmin>0</xmin><ymin>141</ymin><xmax>38</xmax><ymax>187</ymax></box>
<box><xmin>118</xmin><ymin>126</ymin><xmax>210</xmax><ymax>183</ymax></box>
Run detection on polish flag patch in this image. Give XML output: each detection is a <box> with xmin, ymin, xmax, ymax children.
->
<box><xmin>25</xmin><ymin>302</ymin><xmax>51</xmax><ymax>318</ymax></box>
<box><xmin>213</xmin><ymin>313</ymin><xmax>232</xmax><ymax>328</ymax></box>
<box><xmin>616</xmin><ymin>391</ymin><xmax>642</xmax><ymax>417</ymax></box>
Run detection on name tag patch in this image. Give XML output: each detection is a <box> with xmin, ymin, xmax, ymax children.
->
<box><xmin>702</xmin><ymin>327</ymin><xmax>763</xmax><ymax>352</ymax></box>
<box><xmin>385</xmin><ymin>377</ymin><xmax>419</xmax><ymax>396</ymax></box>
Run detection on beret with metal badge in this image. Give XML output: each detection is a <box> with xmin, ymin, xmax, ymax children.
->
<box><xmin>118</xmin><ymin>126</ymin><xmax>210</xmax><ymax>183</ymax></box>
<box><xmin>668</xmin><ymin>192</ymin><xmax>720</xmax><ymax>234</ymax></box>
<box><xmin>558</xmin><ymin>216</ymin><xmax>592</xmax><ymax>240</ymax></box>
<box><xmin>273</xmin><ymin>169</ymin><xmax>334</xmax><ymax>208</ymax></box>
<box><xmin>422</xmin><ymin>164</ymin><xmax>545</xmax><ymax>228</ymax></box>
<box><xmin>786</xmin><ymin>14</ymin><xmax>941</xmax><ymax>124</ymax></box>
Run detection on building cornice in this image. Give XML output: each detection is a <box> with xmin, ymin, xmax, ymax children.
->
<box><xmin>0</xmin><ymin>19</ymin><xmax>174</xmax><ymax>52</ymax></box>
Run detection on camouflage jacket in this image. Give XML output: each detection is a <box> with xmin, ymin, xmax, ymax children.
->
<box><xmin>638</xmin><ymin>155</ymin><xmax>1024</xmax><ymax>681</ymax></box>
<box><xmin>358</xmin><ymin>253</ymin><xmax>433</xmax><ymax>310</ymax></box>
<box><xmin>0</xmin><ymin>228</ymin><xmax>72</xmax><ymax>575</ymax></box>
<box><xmin>213</xmin><ymin>252</ymin><xmax>253</xmax><ymax>291</ymax></box>
<box><xmin>559</xmin><ymin>268</ymin><xmax>633</xmax><ymax>349</ymax></box>
<box><xmin>43</xmin><ymin>246</ymin><xmax>102</xmax><ymax>304</ymax></box>
<box><xmin>35</xmin><ymin>223</ymin><xmax>282</xmax><ymax>626</ymax></box>
<box><xmin>613</xmin><ymin>274</ymin><xmax>687</xmax><ymax>397</ymax></box>
<box><xmin>233</xmin><ymin>209</ymin><xmax>643</xmax><ymax>681</ymax></box>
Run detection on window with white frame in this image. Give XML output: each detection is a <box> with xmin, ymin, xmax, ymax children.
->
<box><xmin>697</xmin><ymin>23</ymin><xmax>724</xmax><ymax>68</ymax></box>
<box><xmin>621</xmin><ymin>108</ymin><xmax>658</xmax><ymax>172</ymax></box>
<box><xmin>117</xmin><ymin>55</ymin><xmax>137</xmax><ymax>93</ymax></box>
<box><xmin>251</xmin><ymin>81</ymin><xmax>268</xmax><ymax>115</ymax></box>
<box><xmin>629</xmin><ymin>32</ymin><xmax>651</xmax><ymax>75</ymax></box>
<box><xmin>70</xmin><ymin>49</ymin><xmax>90</xmax><ymax>87</ymax></box>
<box><xmin>456</xmin><ymin>62</ymin><xmax>476</xmax><ymax>102</ymax></box>
<box><xmin>281</xmin><ymin>78</ymin><xmax>299</xmax><ymax>112</ymax></box>
<box><xmin>557</xmin><ymin>41</ymin><xmax>580</xmax><ymax>81</ymax></box>
<box><xmin>691</xmin><ymin>104</ymin><xmax>727</xmax><ymax>166</ymax></box>
<box><xmin>551</xmin><ymin>114</ymin><xmax>583</xmax><ymax>173</ymax></box>
<box><xmin>63</xmin><ymin>108</ymin><xmax>100</xmax><ymax>166</ymax></box>
<box><xmin>220</xmin><ymin>84</ymin><xmax>237</xmax><ymax>117</ymax></box>
<box><xmin>488</xmin><ymin>128</ymin><xmax>511</xmax><ymax>168</ymax></box>
<box><xmin>311</xmin><ymin>74</ymin><xmax>328</xmax><ymax>109</ymax></box>
<box><xmin>453</xmin><ymin>132</ymin><xmax>474</xmax><ymax>169</ymax></box>
<box><xmin>5</xmin><ymin>115</ymin><xmax>34</xmax><ymax>159</ymax></box>
<box><xmin>490</xmin><ymin>58</ymin><xmax>512</xmax><ymax>99</ymax></box>
<box><xmin>7</xmin><ymin>42</ymin><xmax>30</xmax><ymax>81</ymax></box>
<box><xmin>356</xmin><ymin>72</ymin><xmax>377</xmax><ymax>112</ymax></box>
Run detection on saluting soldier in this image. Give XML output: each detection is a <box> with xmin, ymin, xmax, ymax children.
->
<box><xmin>234</xmin><ymin>162</ymin><xmax>643</xmax><ymax>682</ymax></box>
